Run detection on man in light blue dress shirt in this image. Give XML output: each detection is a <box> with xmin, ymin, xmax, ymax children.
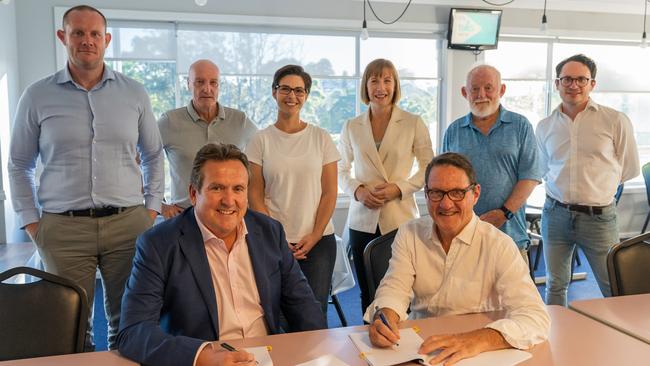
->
<box><xmin>8</xmin><ymin>5</ymin><xmax>163</xmax><ymax>350</ymax></box>
<box><xmin>442</xmin><ymin>65</ymin><xmax>542</xmax><ymax>264</ymax></box>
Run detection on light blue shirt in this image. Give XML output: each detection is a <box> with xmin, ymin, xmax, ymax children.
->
<box><xmin>442</xmin><ymin>106</ymin><xmax>542</xmax><ymax>249</ymax></box>
<box><xmin>8</xmin><ymin>64</ymin><xmax>164</xmax><ymax>228</ymax></box>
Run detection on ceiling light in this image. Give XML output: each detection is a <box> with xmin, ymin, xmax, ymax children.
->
<box><xmin>541</xmin><ymin>0</ymin><xmax>548</xmax><ymax>33</ymax></box>
<box><xmin>195</xmin><ymin>0</ymin><xmax>207</xmax><ymax>6</ymax></box>
<box><xmin>361</xmin><ymin>0</ymin><xmax>369</xmax><ymax>40</ymax></box>
<box><xmin>642</xmin><ymin>0</ymin><xmax>648</xmax><ymax>48</ymax></box>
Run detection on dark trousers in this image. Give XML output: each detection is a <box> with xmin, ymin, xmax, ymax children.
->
<box><xmin>349</xmin><ymin>227</ymin><xmax>382</xmax><ymax>315</ymax></box>
<box><xmin>298</xmin><ymin>234</ymin><xmax>337</xmax><ymax>317</ymax></box>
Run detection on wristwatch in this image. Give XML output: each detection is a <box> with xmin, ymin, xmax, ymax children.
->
<box><xmin>500</xmin><ymin>206</ymin><xmax>514</xmax><ymax>220</ymax></box>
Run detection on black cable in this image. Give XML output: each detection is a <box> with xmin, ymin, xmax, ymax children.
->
<box><xmin>481</xmin><ymin>0</ymin><xmax>515</xmax><ymax>6</ymax></box>
<box><xmin>641</xmin><ymin>0</ymin><xmax>650</xmax><ymax>39</ymax></box>
<box><xmin>366</xmin><ymin>0</ymin><xmax>413</xmax><ymax>25</ymax></box>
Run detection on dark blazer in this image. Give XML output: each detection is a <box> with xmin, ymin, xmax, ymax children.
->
<box><xmin>116</xmin><ymin>208</ymin><xmax>326</xmax><ymax>366</ymax></box>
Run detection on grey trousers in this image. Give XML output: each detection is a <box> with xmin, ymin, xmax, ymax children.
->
<box><xmin>34</xmin><ymin>205</ymin><xmax>153</xmax><ymax>350</ymax></box>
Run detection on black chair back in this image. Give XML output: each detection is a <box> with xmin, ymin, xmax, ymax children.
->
<box><xmin>644</xmin><ymin>163</ymin><xmax>650</xmax><ymax>206</ymax></box>
<box><xmin>0</xmin><ymin>266</ymin><xmax>89</xmax><ymax>361</ymax></box>
<box><xmin>363</xmin><ymin>230</ymin><xmax>397</xmax><ymax>304</ymax></box>
<box><xmin>642</xmin><ymin>163</ymin><xmax>650</xmax><ymax>233</ymax></box>
<box><xmin>607</xmin><ymin>232</ymin><xmax>650</xmax><ymax>296</ymax></box>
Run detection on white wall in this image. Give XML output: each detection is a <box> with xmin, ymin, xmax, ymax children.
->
<box><xmin>6</xmin><ymin>0</ymin><xmax>650</xmax><ymax>240</ymax></box>
<box><xmin>0</xmin><ymin>0</ymin><xmax>19</xmax><ymax>243</ymax></box>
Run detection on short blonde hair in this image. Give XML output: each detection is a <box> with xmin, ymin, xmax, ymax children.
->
<box><xmin>360</xmin><ymin>59</ymin><xmax>401</xmax><ymax>105</ymax></box>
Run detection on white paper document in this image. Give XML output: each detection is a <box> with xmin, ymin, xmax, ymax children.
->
<box><xmin>296</xmin><ymin>354</ymin><xmax>351</xmax><ymax>366</ymax></box>
<box><xmin>349</xmin><ymin>328</ymin><xmax>531</xmax><ymax>366</ymax></box>
<box><xmin>243</xmin><ymin>346</ymin><xmax>273</xmax><ymax>366</ymax></box>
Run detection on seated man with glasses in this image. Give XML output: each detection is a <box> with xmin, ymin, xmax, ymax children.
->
<box><xmin>366</xmin><ymin>152</ymin><xmax>549</xmax><ymax>365</ymax></box>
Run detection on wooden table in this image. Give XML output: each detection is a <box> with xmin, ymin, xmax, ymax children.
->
<box><xmin>3</xmin><ymin>306</ymin><xmax>649</xmax><ymax>365</ymax></box>
<box><xmin>0</xmin><ymin>242</ymin><xmax>36</xmax><ymax>273</ymax></box>
<box><xmin>0</xmin><ymin>351</ymin><xmax>136</xmax><ymax>366</ymax></box>
<box><xmin>570</xmin><ymin>293</ymin><xmax>650</xmax><ymax>344</ymax></box>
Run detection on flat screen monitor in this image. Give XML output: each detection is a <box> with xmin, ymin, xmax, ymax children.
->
<box><xmin>447</xmin><ymin>8</ymin><xmax>502</xmax><ymax>51</ymax></box>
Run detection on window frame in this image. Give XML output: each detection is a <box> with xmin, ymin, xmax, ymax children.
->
<box><xmin>485</xmin><ymin>35</ymin><xmax>648</xmax><ymax>189</ymax></box>
<box><xmin>53</xmin><ymin>7</ymin><xmax>444</xmax><ymax>204</ymax></box>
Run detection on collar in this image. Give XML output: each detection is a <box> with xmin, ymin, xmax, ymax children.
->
<box><xmin>455</xmin><ymin>214</ymin><xmax>479</xmax><ymax>246</ymax></box>
<box><xmin>553</xmin><ymin>98</ymin><xmax>599</xmax><ymax>116</ymax></box>
<box><xmin>57</xmin><ymin>62</ymin><xmax>115</xmax><ymax>88</ymax></box>
<box><xmin>360</xmin><ymin>105</ymin><xmax>404</xmax><ymax>125</ymax></box>
<box><xmin>431</xmin><ymin>214</ymin><xmax>479</xmax><ymax>247</ymax></box>
<box><xmin>193</xmin><ymin>210</ymin><xmax>248</xmax><ymax>245</ymax></box>
<box><xmin>460</xmin><ymin>105</ymin><xmax>511</xmax><ymax>129</ymax></box>
<box><xmin>186</xmin><ymin>101</ymin><xmax>225</xmax><ymax>123</ymax></box>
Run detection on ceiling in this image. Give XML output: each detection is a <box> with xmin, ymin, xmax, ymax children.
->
<box><xmin>370</xmin><ymin>0</ymin><xmax>650</xmax><ymax>16</ymax></box>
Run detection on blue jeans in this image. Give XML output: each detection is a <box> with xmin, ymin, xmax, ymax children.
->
<box><xmin>298</xmin><ymin>234</ymin><xmax>337</xmax><ymax>317</ymax></box>
<box><xmin>541</xmin><ymin>197</ymin><xmax>618</xmax><ymax>306</ymax></box>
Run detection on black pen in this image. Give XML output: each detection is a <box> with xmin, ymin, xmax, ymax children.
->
<box><xmin>220</xmin><ymin>343</ymin><xmax>259</xmax><ymax>364</ymax></box>
<box><xmin>375</xmin><ymin>306</ymin><xmax>399</xmax><ymax>346</ymax></box>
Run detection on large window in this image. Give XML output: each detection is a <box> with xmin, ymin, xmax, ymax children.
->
<box><xmin>102</xmin><ymin>20</ymin><xmax>441</xmax><ymax>198</ymax></box>
<box><xmin>105</xmin><ymin>21</ymin><xmax>441</xmax><ymax>146</ymax></box>
<box><xmin>485</xmin><ymin>39</ymin><xmax>648</xmax><ymax>183</ymax></box>
<box><xmin>484</xmin><ymin>40</ymin><xmax>549</xmax><ymax>129</ymax></box>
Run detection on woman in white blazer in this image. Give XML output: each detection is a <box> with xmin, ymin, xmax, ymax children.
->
<box><xmin>338</xmin><ymin>59</ymin><xmax>434</xmax><ymax>313</ymax></box>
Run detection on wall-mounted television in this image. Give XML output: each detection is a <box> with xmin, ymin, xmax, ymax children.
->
<box><xmin>447</xmin><ymin>8</ymin><xmax>502</xmax><ymax>51</ymax></box>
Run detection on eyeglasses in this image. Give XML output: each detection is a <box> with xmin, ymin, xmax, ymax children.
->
<box><xmin>192</xmin><ymin>79</ymin><xmax>219</xmax><ymax>88</ymax></box>
<box><xmin>425</xmin><ymin>184</ymin><xmax>476</xmax><ymax>202</ymax></box>
<box><xmin>275</xmin><ymin>84</ymin><xmax>307</xmax><ymax>97</ymax></box>
<box><xmin>556</xmin><ymin>76</ymin><xmax>592</xmax><ymax>87</ymax></box>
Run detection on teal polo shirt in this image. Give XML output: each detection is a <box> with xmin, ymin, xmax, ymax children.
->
<box><xmin>442</xmin><ymin>106</ymin><xmax>542</xmax><ymax>249</ymax></box>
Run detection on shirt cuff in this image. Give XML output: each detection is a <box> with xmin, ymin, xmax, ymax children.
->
<box><xmin>18</xmin><ymin>210</ymin><xmax>41</xmax><ymax>229</ymax></box>
<box><xmin>193</xmin><ymin>342</ymin><xmax>213</xmax><ymax>366</ymax></box>
<box><xmin>144</xmin><ymin>195</ymin><xmax>163</xmax><ymax>213</ymax></box>
<box><xmin>485</xmin><ymin>318</ymin><xmax>540</xmax><ymax>350</ymax></box>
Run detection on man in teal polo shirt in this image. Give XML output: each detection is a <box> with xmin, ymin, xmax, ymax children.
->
<box><xmin>442</xmin><ymin>64</ymin><xmax>542</xmax><ymax>263</ymax></box>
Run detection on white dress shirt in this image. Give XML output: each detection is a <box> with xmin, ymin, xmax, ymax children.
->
<box><xmin>536</xmin><ymin>99</ymin><xmax>640</xmax><ymax>206</ymax></box>
<box><xmin>365</xmin><ymin>215</ymin><xmax>550</xmax><ymax>350</ymax></box>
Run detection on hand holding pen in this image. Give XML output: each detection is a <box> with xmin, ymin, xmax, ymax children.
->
<box><xmin>194</xmin><ymin>342</ymin><xmax>255</xmax><ymax>366</ymax></box>
<box><xmin>369</xmin><ymin>306</ymin><xmax>401</xmax><ymax>348</ymax></box>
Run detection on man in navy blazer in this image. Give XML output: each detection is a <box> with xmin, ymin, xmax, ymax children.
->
<box><xmin>117</xmin><ymin>143</ymin><xmax>326</xmax><ymax>366</ymax></box>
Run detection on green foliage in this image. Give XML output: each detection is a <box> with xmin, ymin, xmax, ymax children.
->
<box><xmin>109</xmin><ymin>30</ymin><xmax>438</xmax><ymax>141</ymax></box>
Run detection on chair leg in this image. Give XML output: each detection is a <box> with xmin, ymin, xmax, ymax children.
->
<box><xmin>528</xmin><ymin>249</ymin><xmax>534</xmax><ymax>280</ymax></box>
<box><xmin>533</xmin><ymin>238</ymin><xmax>543</xmax><ymax>271</ymax></box>
<box><xmin>331</xmin><ymin>294</ymin><xmax>347</xmax><ymax>327</ymax></box>
<box><xmin>642</xmin><ymin>212</ymin><xmax>650</xmax><ymax>233</ymax></box>
<box><xmin>570</xmin><ymin>248</ymin><xmax>579</xmax><ymax>282</ymax></box>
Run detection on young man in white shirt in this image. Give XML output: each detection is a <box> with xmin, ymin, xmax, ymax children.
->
<box><xmin>367</xmin><ymin>152</ymin><xmax>549</xmax><ymax>365</ymax></box>
<box><xmin>535</xmin><ymin>54</ymin><xmax>640</xmax><ymax>306</ymax></box>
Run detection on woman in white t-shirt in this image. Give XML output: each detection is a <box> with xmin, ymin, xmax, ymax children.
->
<box><xmin>246</xmin><ymin>65</ymin><xmax>340</xmax><ymax>318</ymax></box>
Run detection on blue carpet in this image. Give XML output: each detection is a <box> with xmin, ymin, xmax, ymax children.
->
<box><xmin>92</xmin><ymin>246</ymin><xmax>602</xmax><ymax>351</ymax></box>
